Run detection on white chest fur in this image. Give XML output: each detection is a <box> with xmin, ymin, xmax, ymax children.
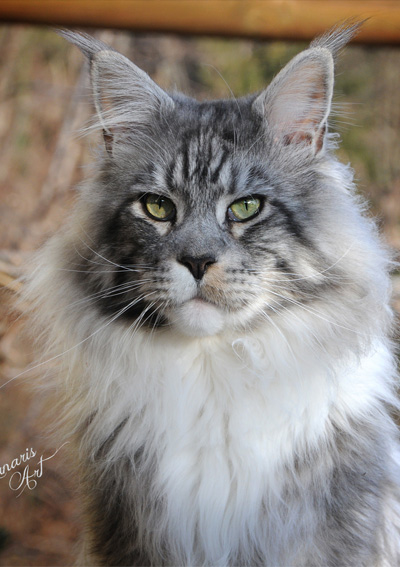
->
<box><xmin>75</xmin><ymin>320</ymin><xmax>395</xmax><ymax>564</ymax></box>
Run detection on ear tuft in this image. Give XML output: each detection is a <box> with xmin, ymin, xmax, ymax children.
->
<box><xmin>56</xmin><ymin>29</ymin><xmax>115</xmax><ymax>61</ymax></box>
<box><xmin>310</xmin><ymin>19</ymin><xmax>364</xmax><ymax>59</ymax></box>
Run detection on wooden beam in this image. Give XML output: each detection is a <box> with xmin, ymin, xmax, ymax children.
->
<box><xmin>0</xmin><ymin>1</ymin><xmax>399</xmax><ymax>44</ymax></box>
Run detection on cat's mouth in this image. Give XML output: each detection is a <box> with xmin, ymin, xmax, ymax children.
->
<box><xmin>193</xmin><ymin>283</ymin><xmax>231</xmax><ymax>310</ymax></box>
<box><xmin>190</xmin><ymin>295</ymin><xmax>218</xmax><ymax>307</ymax></box>
<box><xmin>168</xmin><ymin>295</ymin><xmax>225</xmax><ymax>337</ymax></box>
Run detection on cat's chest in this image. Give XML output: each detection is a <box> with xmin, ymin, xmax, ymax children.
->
<box><xmin>111</xmin><ymin>337</ymin><xmax>336</xmax><ymax>563</ymax></box>
<box><xmin>128</xmin><ymin>335</ymin><xmax>334</xmax><ymax>487</ymax></box>
<box><xmin>82</xmin><ymin>330</ymin><xmax>392</xmax><ymax>564</ymax></box>
<box><xmin>89</xmin><ymin>327</ymin><xmax>385</xmax><ymax>471</ymax></box>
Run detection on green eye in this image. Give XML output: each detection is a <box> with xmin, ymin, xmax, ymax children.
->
<box><xmin>144</xmin><ymin>194</ymin><xmax>176</xmax><ymax>221</ymax></box>
<box><xmin>228</xmin><ymin>196</ymin><xmax>261</xmax><ymax>222</ymax></box>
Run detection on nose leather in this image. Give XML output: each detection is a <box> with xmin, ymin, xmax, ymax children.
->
<box><xmin>178</xmin><ymin>255</ymin><xmax>216</xmax><ymax>280</ymax></box>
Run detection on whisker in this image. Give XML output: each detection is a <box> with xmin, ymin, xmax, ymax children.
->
<box><xmin>58</xmin><ymin>266</ymin><xmax>153</xmax><ymax>274</ymax></box>
<box><xmin>56</xmin><ymin>280</ymin><xmax>156</xmax><ymax>311</ymax></box>
<box><xmin>264</xmin><ymin>288</ymin><xmax>370</xmax><ymax>338</ymax></box>
<box><xmin>1</xmin><ymin>290</ymin><xmax>158</xmax><ymax>391</ymax></box>
<box><xmin>242</xmin><ymin>244</ymin><xmax>356</xmax><ymax>284</ymax></box>
<box><xmin>76</xmin><ymin>238</ymin><xmax>135</xmax><ymax>272</ymax></box>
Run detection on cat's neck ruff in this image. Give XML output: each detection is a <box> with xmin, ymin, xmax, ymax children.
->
<box><xmin>66</xmin><ymin>314</ymin><xmax>396</xmax><ymax>565</ymax></box>
<box><xmin>74</xmin><ymin>311</ymin><xmax>395</xmax><ymax>469</ymax></box>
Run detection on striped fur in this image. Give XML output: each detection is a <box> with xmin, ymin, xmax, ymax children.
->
<box><xmin>25</xmin><ymin>24</ymin><xmax>400</xmax><ymax>566</ymax></box>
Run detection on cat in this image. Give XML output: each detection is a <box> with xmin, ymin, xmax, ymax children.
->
<box><xmin>25</xmin><ymin>23</ymin><xmax>400</xmax><ymax>566</ymax></box>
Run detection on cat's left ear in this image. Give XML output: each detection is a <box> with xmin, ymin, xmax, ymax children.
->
<box><xmin>253</xmin><ymin>47</ymin><xmax>334</xmax><ymax>154</ymax></box>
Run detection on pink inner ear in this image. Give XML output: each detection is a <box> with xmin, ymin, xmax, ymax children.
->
<box><xmin>281</xmin><ymin>125</ymin><xmax>326</xmax><ymax>153</ymax></box>
<box><xmin>275</xmin><ymin>69</ymin><xmax>328</xmax><ymax>135</ymax></box>
<box><xmin>259</xmin><ymin>49</ymin><xmax>333</xmax><ymax>151</ymax></box>
<box><xmin>282</xmin><ymin>79</ymin><xmax>328</xmax><ymax>149</ymax></box>
<box><xmin>314</xmin><ymin>124</ymin><xmax>326</xmax><ymax>153</ymax></box>
<box><xmin>283</xmin><ymin>132</ymin><xmax>313</xmax><ymax>146</ymax></box>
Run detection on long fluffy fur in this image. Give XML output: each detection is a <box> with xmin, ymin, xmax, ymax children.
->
<box><xmin>25</xmin><ymin>24</ymin><xmax>400</xmax><ymax>566</ymax></box>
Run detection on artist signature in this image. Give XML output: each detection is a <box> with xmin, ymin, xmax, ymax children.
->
<box><xmin>0</xmin><ymin>442</ymin><xmax>69</xmax><ymax>498</ymax></box>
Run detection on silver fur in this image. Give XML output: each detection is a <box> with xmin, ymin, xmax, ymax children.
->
<box><xmin>25</xmin><ymin>24</ymin><xmax>400</xmax><ymax>566</ymax></box>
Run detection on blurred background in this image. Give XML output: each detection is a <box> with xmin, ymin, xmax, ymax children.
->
<box><xmin>0</xmin><ymin>15</ymin><xmax>400</xmax><ymax>566</ymax></box>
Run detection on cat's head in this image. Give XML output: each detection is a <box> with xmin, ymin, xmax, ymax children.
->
<box><xmin>57</xmin><ymin>24</ymin><xmax>384</xmax><ymax>340</ymax></box>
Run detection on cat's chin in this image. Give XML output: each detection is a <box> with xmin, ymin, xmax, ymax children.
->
<box><xmin>169</xmin><ymin>299</ymin><xmax>225</xmax><ymax>337</ymax></box>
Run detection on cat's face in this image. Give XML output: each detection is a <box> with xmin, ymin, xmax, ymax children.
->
<box><xmin>63</xmin><ymin>31</ymin><xmax>349</xmax><ymax>338</ymax></box>
<box><xmin>74</xmin><ymin>101</ymin><xmax>339</xmax><ymax>338</ymax></box>
<box><xmin>83</xmin><ymin>106</ymin><xmax>280</xmax><ymax>337</ymax></box>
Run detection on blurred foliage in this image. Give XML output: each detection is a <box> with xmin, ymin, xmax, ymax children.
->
<box><xmin>187</xmin><ymin>38</ymin><xmax>302</xmax><ymax>96</ymax></box>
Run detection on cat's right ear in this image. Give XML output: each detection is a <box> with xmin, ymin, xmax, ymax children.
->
<box><xmin>57</xmin><ymin>30</ymin><xmax>174</xmax><ymax>154</ymax></box>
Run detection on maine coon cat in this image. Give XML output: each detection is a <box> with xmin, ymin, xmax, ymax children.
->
<box><xmin>25</xmin><ymin>23</ymin><xmax>400</xmax><ymax>566</ymax></box>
